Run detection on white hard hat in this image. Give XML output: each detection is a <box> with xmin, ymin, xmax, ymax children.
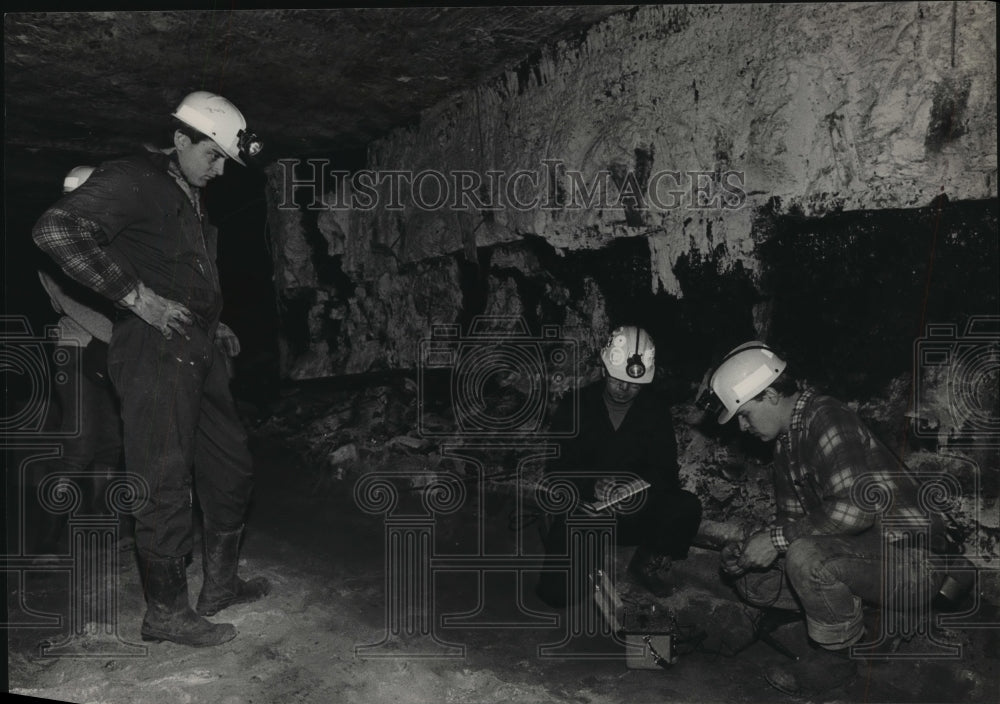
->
<box><xmin>171</xmin><ymin>91</ymin><xmax>262</xmax><ymax>166</ymax></box>
<box><xmin>600</xmin><ymin>326</ymin><xmax>655</xmax><ymax>384</ymax></box>
<box><xmin>63</xmin><ymin>165</ymin><xmax>95</xmax><ymax>193</ymax></box>
<box><xmin>709</xmin><ymin>342</ymin><xmax>787</xmax><ymax>423</ymax></box>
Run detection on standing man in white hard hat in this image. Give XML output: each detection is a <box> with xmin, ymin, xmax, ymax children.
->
<box><xmin>32</xmin><ymin>91</ymin><xmax>269</xmax><ymax>647</ymax></box>
<box><xmin>28</xmin><ymin>166</ymin><xmax>133</xmax><ymax>557</ymax></box>
<box><xmin>536</xmin><ymin>325</ymin><xmax>702</xmax><ymax>607</ymax></box>
<box><xmin>703</xmin><ymin>342</ymin><xmax>946</xmax><ymax>695</ymax></box>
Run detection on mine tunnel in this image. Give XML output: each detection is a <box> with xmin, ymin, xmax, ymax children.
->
<box><xmin>3</xmin><ymin>5</ymin><xmax>999</xmax><ymax>704</ymax></box>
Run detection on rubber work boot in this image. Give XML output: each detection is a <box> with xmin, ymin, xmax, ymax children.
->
<box><xmin>196</xmin><ymin>525</ymin><xmax>271</xmax><ymax>617</ymax></box>
<box><xmin>627</xmin><ymin>546</ymin><xmax>673</xmax><ymax>598</ymax></box>
<box><xmin>764</xmin><ymin>642</ymin><xmax>859</xmax><ymax>697</ymax></box>
<box><xmin>138</xmin><ymin>554</ymin><xmax>237</xmax><ymax>646</ymax></box>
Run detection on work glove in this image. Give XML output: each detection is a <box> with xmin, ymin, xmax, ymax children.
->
<box><xmin>738</xmin><ymin>531</ymin><xmax>779</xmax><ymax>571</ymax></box>
<box><xmin>720</xmin><ymin>541</ymin><xmax>744</xmax><ymax>576</ymax></box>
<box><xmin>121</xmin><ymin>281</ymin><xmax>192</xmax><ymax>340</ymax></box>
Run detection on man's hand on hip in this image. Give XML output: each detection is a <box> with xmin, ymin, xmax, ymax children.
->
<box><xmin>120</xmin><ymin>282</ymin><xmax>192</xmax><ymax>340</ymax></box>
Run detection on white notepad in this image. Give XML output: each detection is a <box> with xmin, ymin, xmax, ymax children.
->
<box><xmin>583</xmin><ymin>478</ymin><xmax>652</xmax><ymax>513</ymax></box>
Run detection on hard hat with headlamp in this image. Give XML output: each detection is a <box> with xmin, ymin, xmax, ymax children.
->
<box><xmin>63</xmin><ymin>166</ymin><xmax>95</xmax><ymax>193</ymax></box>
<box><xmin>171</xmin><ymin>91</ymin><xmax>263</xmax><ymax>166</ymax></box>
<box><xmin>600</xmin><ymin>326</ymin><xmax>655</xmax><ymax>384</ymax></box>
<box><xmin>708</xmin><ymin>342</ymin><xmax>787</xmax><ymax>423</ymax></box>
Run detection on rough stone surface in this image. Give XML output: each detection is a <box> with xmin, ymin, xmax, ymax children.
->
<box><xmin>4</xmin><ymin>7</ymin><xmax>626</xmax><ymax>185</ymax></box>
<box><xmin>268</xmin><ymin>3</ymin><xmax>996</xmax><ymax>382</ymax></box>
<box><xmin>356</xmin><ymin>3</ymin><xmax>996</xmax><ymax>294</ymax></box>
<box><xmin>259</xmin><ymin>3</ymin><xmax>999</xmax><ymax>562</ymax></box>
<box><xmin>266</xmin><ymin>167</ymin><xmax>317</xmax><ymax>291</ymax></box>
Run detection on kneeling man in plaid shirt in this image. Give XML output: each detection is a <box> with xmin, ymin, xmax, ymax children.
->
<box><xmin>703</xmin><ymin>342</ymin><xmax>946</xmax><ymax>657</ymax></box>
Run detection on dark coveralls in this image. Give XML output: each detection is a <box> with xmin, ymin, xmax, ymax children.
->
<box><xmin>538</xmin><ymin>381</ymin><xmax>702</xmax><ymax>601</ymax></box>
<box><xmin>33</xmin><ymin>151</ymin><xmax>254</xmax><ymax>559</ymax></box>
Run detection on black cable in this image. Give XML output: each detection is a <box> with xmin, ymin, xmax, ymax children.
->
<box><xmin>738</xmin><ymin>561</ymin><xmax>787</xmax><ymax>609</ymax></box>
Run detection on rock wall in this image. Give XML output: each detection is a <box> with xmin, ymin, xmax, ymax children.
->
<box><xmin>263</xmin><ymin>3</ymin><xmax>997</xmax><ymax>559</ymax></box>
<box><xmin>356</xmin><ymin>2</ymin><xmax>995</xmax><ymax>292</ymax></box>
<box><xmin>267</xmin><ymin>2</ymin><xmax>995</xmax><ymax>380</ymax></box>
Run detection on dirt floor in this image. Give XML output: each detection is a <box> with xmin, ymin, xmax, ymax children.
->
<box><xmin>6</xmin><ymin>428</ymin><xmax>999</xmax><ymax>704</ymax></box>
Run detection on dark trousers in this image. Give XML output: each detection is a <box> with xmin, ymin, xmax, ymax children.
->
<box><xmin>51</xmin><ymin>344</ymin><xmax>123</xmax><ymax>473</ymax></box>
<box><xmin>542</xmin><ymin>489</ymin><xmax>702</xmax><ymax>559</ymax></box>
<box><xmin>537</xmin><ymin>489</ymin><xmax>702</xmax><ymax>605</ymax></box>
<box><xmin>613</xmin><ymin>489</ymin><xmax>703</xmax><ymax>558</ymax></box>
<box><xmin>108</xmin><ymin>318</ymin><xmax>254</xmax><ymax>559</ymax></box>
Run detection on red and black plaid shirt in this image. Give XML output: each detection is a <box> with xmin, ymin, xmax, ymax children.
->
<box><xmin>769</xmin><ymin>389</ymin><xmax>926</xmax><ymax>552</ymax></box>
<box><xmin>32</xmin><ymin>208</ymin><xmax>135</xmax><ymax>302</ymax></box>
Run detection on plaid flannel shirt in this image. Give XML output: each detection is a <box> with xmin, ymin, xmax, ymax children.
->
<box><xmin>31</xmin><ymin>156</ymin><xmax>201</xmax><ymax>306</ymax></box>
<box><xmin>32</xmin><ymin>208</ymin><xmax>136</xmax><ymax>303</ymax></box>
<box><xmin>768</xmin><ymin>389</ymin><xmax>926</xmax><ymax>552</ymax></box>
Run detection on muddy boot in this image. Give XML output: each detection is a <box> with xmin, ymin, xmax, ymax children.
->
<box><xmin>139</xmin><ymin>554</ymin><xmax>237</xmax><ymax>646</ymax></box>
<box><xmin>196</xmin><ymin>525</ymin><xmax>271</xmax><ymax>617</ymax></box>
<box><xmin>627</xmin><ymin>546</ymin><xmax>673</xmax><ymax>598</ymax></box>
<box><xmin>764</xmin><ymin>643</ymin><xmax>858</xmax><ymax>698</ymax></box>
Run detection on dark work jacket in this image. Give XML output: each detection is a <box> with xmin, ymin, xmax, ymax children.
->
<box><xmin>546</xmin><ymin>381</ymin><xmax>681</xmax><ymax>504</ymax></box>
<box><xmin>54</xmin><ymin>151</ymin><xmax>223</xmax><ymax>331</ymax></box>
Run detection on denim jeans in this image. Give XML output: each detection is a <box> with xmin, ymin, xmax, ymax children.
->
<box><xmin>735</xmin><ymin>529</ymin><xmax>942</xmax><ymax>649</ymax></box>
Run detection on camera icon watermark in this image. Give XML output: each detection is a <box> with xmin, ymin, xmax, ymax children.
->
<box><xmin>417</xmin><ymin>316</ymin><xmax>578</xmax><ymax>438</ymax></box>
<box><xmin>913</xmin><ymin>316</ymin><xmax>1000</xmax><ymax>447</ymax></box>
<box><xmin>2</xmin><ymin>315</ymin><xmax>145</xmax><ymax>657</ymax></box>
<box><xmin>1</xmin><ymin>315</ymin><xmax>81</xmax><ymax>439</ymax></box>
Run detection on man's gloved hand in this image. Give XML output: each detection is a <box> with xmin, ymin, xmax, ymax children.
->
<box><xmin>120</xmin><ymin>281</ymin><xmax>192</xmax><ymax>340</ymax></box>
<box><xmin>720</xmin><ymin>541</ymin><xmax>744</xmax><ymax>576</ymax></box>
<box><xmin>737</xmin><ymin>531</ymin><xmax>779</xmax><ymax>571</ymax></box>
<box><xmin>214</xmin><ymin>322</ymin><xmax>241</xmax><ymax>357</ymax></box>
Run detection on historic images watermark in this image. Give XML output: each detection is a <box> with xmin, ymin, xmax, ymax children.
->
<box><xmin>354</xmin><ymin>317</ymin><xmax>650</xmax><ymax>661</ymax></box>
<box><xmin>353</xmin><ymin>315</ymin><xmax>1000</xmax><ymax>662</ymax></box>
<box><xmin>844</xmin><ymin>315</ymin><xmax>1000</xmax><ymax>660</ymax></box>
<box><xmin>416</xmin><ymin>318</ymin><xmax>577</xmax><ymax>438</ymax></box>
<box><xmin>276</xmin><ymin>158</ymin><xmax>747</xmax><ymax>213</ymax></box>
<box><xmin>913</xmin><ymin>316</ymin><xmax>1000</xmax><ymax>448</ymax></box>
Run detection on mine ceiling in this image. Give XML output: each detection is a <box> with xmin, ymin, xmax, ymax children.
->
<box><xmin>4</xmin><ymin>7</ymin><xmax>629</xmax><ymax>187</ymax></box>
